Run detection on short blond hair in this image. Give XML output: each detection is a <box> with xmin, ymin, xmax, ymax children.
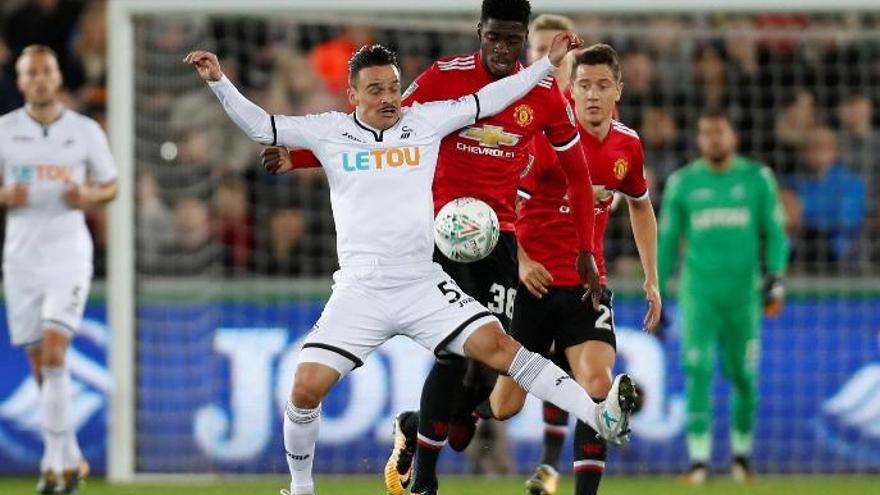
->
<box><xmin>16</xmin><ymin>44</ymin><xmax>59</xmax><ymax>73</ymax></box>
<box><xmin>529</xmin><ymin>14</ymin><xmax>575</xmax><ymax>33</ymax></box>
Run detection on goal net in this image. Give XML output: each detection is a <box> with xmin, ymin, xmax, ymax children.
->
<box><xmin>107</xmin><ymin>0</ymin><xmax>880</xmax><ymax>480</ymax></box>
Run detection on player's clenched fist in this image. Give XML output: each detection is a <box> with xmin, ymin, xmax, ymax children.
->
<box><xmin>1</xmin><ymin>183</ymin><xmax>28</xmax><ymax>207</ymax></box>
<box><xmin>184</xmin><ymin>50</ymin><xmax>223</xmax><ymax>82</ymax></box>
<box><xmin>548</xmin><ymin>31</ymin><xmax>584</xmax><ymax>67</ymax></box>
<box><xmin>261</xmin><ymin>146</ymin><xmax>295</xmax><ymax>175</ymax></box>
<box><xmin>63</xmin><ymin>182</ymin><xmax>94</xmax><ymax>209</ymax></box>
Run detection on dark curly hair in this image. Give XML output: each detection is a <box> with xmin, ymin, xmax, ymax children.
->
<box><xmin>480</xmin><ymin>0</ymin><xmax>531</xmax><ymax>26</ymax></box>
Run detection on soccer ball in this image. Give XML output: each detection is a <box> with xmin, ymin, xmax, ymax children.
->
<box><xmin>434</xmin><ymin>197</ymin><xmax>500</xmax><ymax>263</ymax></box>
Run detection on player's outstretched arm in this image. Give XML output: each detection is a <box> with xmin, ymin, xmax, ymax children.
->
<box><xmin>475</xmin><ymin>31</ymin><xmax>583</xmax><ymax>120</ymax></box>
<box><xmin>185</xmin><ymin>50</ymin><xmax>316</xmax><ymax>149</ymax></box>
<box><xmin>426</xmin><ymin>32</ymin><xmax>583</xmax><ymax>137</ymax></box>
<box><xmin>627</xmin><ymin>196</ymin><xmax>662</xmax><ymax>331</ymax></box>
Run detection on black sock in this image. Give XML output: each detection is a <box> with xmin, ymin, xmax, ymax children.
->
<box><xmin>540</xmin><ymin>401</ymin><xmax>569</xmax><ymax>469</ymax></box>
<box><xmin>411</xmin><ymin>357</ymin><xmax>467</xmax><ymax>492</ymax></box>
<box><xmin>573</xmin><ymin>419</ymin><xmax>606</xmax><ymax>495</ymax></box>
<box><xmin>456</xmin><ymin>361</ymin><xmax>497</xmax><ymax>417</ymax></box>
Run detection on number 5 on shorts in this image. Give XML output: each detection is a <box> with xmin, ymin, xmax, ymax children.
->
<box><xmin>437</xmin><ymin>281</ymin><xmax>462</xmax><ymax>304</ymax></box>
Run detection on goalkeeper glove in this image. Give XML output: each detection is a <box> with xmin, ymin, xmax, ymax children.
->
<box><xmin>763</xmin><ymin>274</ymin><xmax>785</xmax><ymax>317</ymax></box>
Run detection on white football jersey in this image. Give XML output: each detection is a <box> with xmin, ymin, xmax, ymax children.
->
<box><xmin>0</xmin><ymin>108</ymin><xmax>117</xmax><ymax>272</ymax></box>
<box><xmin>208</xmin><ymin>56</ymin><xmax>554</xmax><ymax>268</ymax></box>
<box><xmin>274</xmin><ymin>100</ymin><xmax>478</xmax><ymax>267</ymax></box>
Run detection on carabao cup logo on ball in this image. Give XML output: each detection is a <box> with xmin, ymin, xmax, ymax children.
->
<box><xmin>434</xmin><ymin>197</ymin><xmax>500</xmax><ymax>263</ymax></box>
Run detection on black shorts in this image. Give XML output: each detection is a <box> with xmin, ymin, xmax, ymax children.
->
<box><xmin>510</xmin><ymin>286</ymin><xmax>617</xmax><ymax>367</ymax></box>
<box><xmin>435</xmin><ymin>231</ymin><xmax>518</xmax><ymax>331</ymax></box>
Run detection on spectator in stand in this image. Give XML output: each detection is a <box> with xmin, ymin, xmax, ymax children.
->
<box><xmin>137</xmin><ymin>172</ymin><xmax>174</xmax><ymax>274</ymax></box>
<box><xmin>69</xmin><ymin>0</ymin><xmax>107</xmax><ymax>112</ymax></box>
<box><xmin>163</xmin><ymin>197</ymin><xmax>219</xmax><ymax>276</ymax></box>
<box><xmin>308</xmin><ymin>24</ymin><xmax>374</xmax><ymax>95</ymax></box>
<box><xmin>267</xmin><ymin>208</ymin><xmax>306</xmax><ymax>275</ymax></box>
<box><xmin>214</xmin><ymin>175</ymin><xmax>254</xmax><ymax>274</ymax></box>
<box><xmin>786</xmin><ymin>126</ymin><xmax>866</xmax><ymax>272</ymax></box>
<box><xmin>0</xmin><ymin>34</ymin><xmax>19</xmax><ymax>113</ymax></box>
<box><xmin>774</xmin><ymin>89</ymin><xmax>820</xmax><ymax>176</ymax></box>
<box><xmin>267</xmin><ymin>47</ymin><xmax>343</xmax><ymax>115</ymax></box>
<box><xmin>836</xmin><ymin>94</ymin><xmax>879</xmax><ymax>190</ymax></box>
<box><xmin>640</xmin><ymin>106</ymin><xmax>685</xmax><ymax>199</ymax></box>
<box><xmin>2</xmin><ymin>0</ymin><xmax>84</xmax><ymax>85</ymax></box>
<box><xmin>723</xmin><ymin>16</ymin><xmax>776</xmax><ymax>158</ymax></box>
<box><xmin>619</xmin><ymin>47</ymin><xmax>662</xmax><ymax>130</ymax></box>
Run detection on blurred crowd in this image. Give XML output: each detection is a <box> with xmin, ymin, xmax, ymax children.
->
<box><xmin>1</xmin><ymin>0</ymin><xmax>879</xmax><ymax>278</ymax></box>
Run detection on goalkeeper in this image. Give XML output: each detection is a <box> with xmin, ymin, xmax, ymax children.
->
<box><xmin>658</xmin><ymin>108</ymin><xmax>788</xmax><ymax>484</ymax></box>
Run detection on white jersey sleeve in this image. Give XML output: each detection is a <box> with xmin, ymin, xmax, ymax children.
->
<box><xmin>411</xmin><ymin>55</ymin><xmax>556</xmax><ymax>137</ymax></box>
<box><xmin>207</xmin><ymin>76</ymin><xmax>322</xmax><ymax>150</ymax></box>
<box><xmin>83</xmin><ymin>119</ymin><xmax>117</xmax><ymax>183</ymax></box>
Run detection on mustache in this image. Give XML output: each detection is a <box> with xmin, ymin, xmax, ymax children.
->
<box><xmin>379</xmin><ymin>105</ymin><xmax>397</xmax><ymax>112</ymax></box>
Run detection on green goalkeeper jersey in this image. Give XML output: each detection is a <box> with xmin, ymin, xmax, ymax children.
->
<box><xmin>658</xmin><ymin>155</ymin><xmax>788</xmax><ymax>303</ymax></box>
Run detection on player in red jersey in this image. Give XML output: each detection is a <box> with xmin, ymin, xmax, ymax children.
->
<box><xmin>259</xmin><ymin>2</ymin><xmax>604</xmax><ymax>494</ymax></box>
<box><xmin>479</xmin><ymin>44</ymin><xmax>662</xmax><ymax>495</ymax></box>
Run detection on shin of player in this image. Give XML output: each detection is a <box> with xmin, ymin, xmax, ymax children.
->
<box><xmin>2</xmin><ymin>45</ymin><xmax>117</xmax><ymax>494</ymax></box>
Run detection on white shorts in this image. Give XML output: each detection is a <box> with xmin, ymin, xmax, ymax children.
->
<box><xmin>3</xmin><ymin>268</ymin><xmax>91</xmax><ymax>347</ymax></box>
<box><xmin>299</xmin><ymin>262</ymin><xmax>499</xmax><ymax>375</ymax></box>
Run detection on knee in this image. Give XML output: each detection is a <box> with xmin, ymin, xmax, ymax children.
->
<box><xmin>465</xmin><ymin>324</ymin><xmax>519</xmax><ymax>372</ymax></box>
<box><xmin>490</xmin><ymin>392</ymin><xmax>524</xmax><ymax>421</ymax></box>
<box><xmin>584</xmin><ymin>374</ymin><xmax>612</xmax><ymax>401</ymax></box>
<box><xmin>291</xmin><ymin>379</ymin><xmax>323</xmax><ymax>409</ymax></box>
<box><xmin>291</xmin><ymin>367</ymin><xmax>328</xmax><ymax>409</ymax></box>
<box><xmin>491</xmin><ymin>394</ymin><xmax>520</xmax><ymax>421</ymax></box>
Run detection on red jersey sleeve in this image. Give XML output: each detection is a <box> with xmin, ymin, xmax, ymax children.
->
<box><xmin>556</xmin><ymin>143</ymin><xmax>595</xmax><ymax>253</ymax></box>
<box><xmin>620</xmin><ymin>139</ymin><xmax>649</xmax><ymax>199</ymax></box>
<box><xmin>287</xmin><ymin>149</ymin><xmax>322</xmax><ymax>169</ymax></box>
<box><xmin>402</xmin><ymin>62</ymin><xmax>445</xmax><ymax>106</ymax></box>
<box><xmin>542</xmin><ymin>81</ymin><xmax>579</xmax><ymax>151</ymax></box>
<box><xmin>517</xmin><ymin>140</ymin><xmax>544</xmax><ymax>200</ymax></box>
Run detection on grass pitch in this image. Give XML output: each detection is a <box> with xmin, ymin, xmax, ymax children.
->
<box><xmin>2</xmin><ymin>475</ymin><xmax>879</xmax><ymax>495</ymax></box>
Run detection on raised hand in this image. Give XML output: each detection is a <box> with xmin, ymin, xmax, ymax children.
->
<box><xmin>183</xmin><ymin>50</ymin><xmax>224</xmax><ymax>82</ymax></box>
<box><xmin>547</xmin><ymin>31</ymin><xmax>584</xmax><ymax>67</ymax></box>
<box><xmin>261</xmin><ymin>146</ymin><xmax>295</xmax><ymax>175</ymax></box>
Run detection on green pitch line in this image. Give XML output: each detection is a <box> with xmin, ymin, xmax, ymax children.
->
<box><xmin>2</xmin><ymin>475</ymin><xmax>880</xmax><ymax>495</ymax></box>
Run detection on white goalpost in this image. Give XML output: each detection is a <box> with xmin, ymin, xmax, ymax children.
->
<box><xmin>107</xmin><ymin>0</ymin><xmax>880</xmax><ymax>482</ymax></box>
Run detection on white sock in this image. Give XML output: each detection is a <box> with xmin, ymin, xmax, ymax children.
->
<box><xmin>41</xmin><ymin>366</ymin><xmax>70</xmax><ymax>473</ymax></box>
<box><xmin>64</xmin><ymin>430</ymin><xmax>83</xmax><ymax>471</ymax></box>
<box><xmin>508</xmin><ymin>348</ymin><xmax>600</xmax><ymax>431</ymax></box>
<box><xmin>284</xmin><ymin>401</ymin><xmax>321</xmax><ymax>495</ymax></box>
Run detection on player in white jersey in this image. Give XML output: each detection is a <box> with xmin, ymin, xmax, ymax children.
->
<box><xmin>0</xmin><ymin>45</ymin><xmax>118</xmax><ymax>494</ymax></box>
<box><xmin>186</xmin><ymin>34</ymin><xmax>634</xmax><ymax>495</ymax></box>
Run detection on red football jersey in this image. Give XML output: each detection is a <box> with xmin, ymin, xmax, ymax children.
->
<box><xmin>518</xmin><ymin>121</ymin><xmax>648</xmax><ymax>286</ymax></box>
<box><xmin>405</xmin><ymin>52</ymin><xmax>580</xmax><ymax>231</ymax></box>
